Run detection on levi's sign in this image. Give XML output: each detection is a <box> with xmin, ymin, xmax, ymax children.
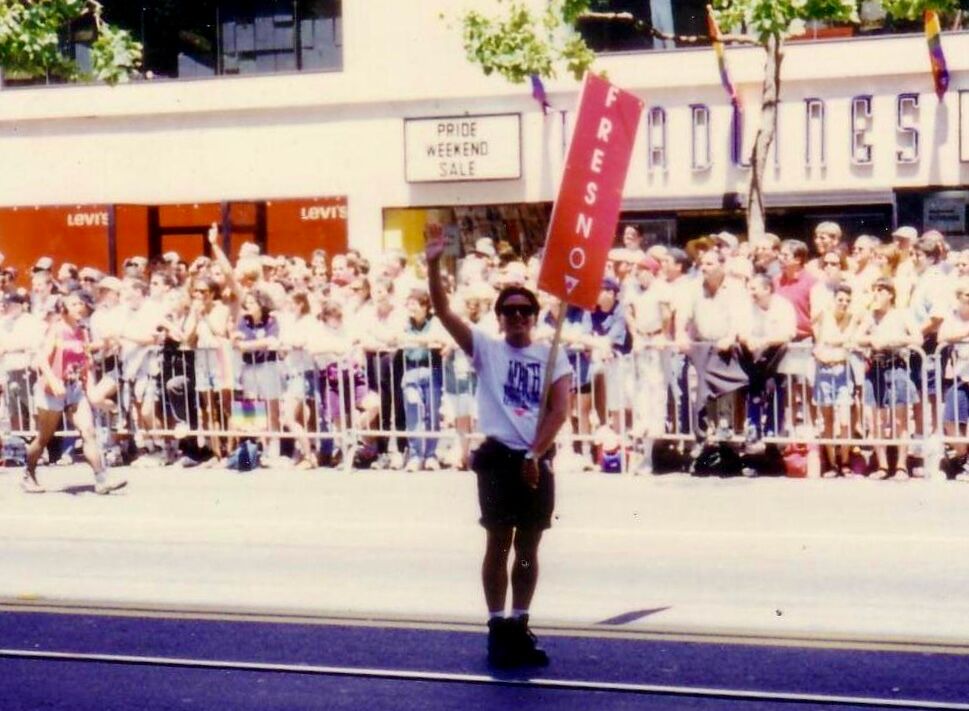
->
<box><xmin>404</xmin><ymin>114</ymin><xmax>521</xmax><ymax>182</ymax></box>
<box><xmin>538</xmin><ymin>74</ymin><xmax>643</xmax><ymax>309</ymax></box>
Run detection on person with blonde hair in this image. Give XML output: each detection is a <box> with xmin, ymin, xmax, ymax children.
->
<box><xmin>854</xmin><ymin>278</ymin><xmax>921</xmax><ymax>479</ymax></box>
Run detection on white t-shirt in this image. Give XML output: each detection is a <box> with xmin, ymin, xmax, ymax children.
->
<box><xmin>631</xmin><ymin>281</ymin><xmax>672</xmax><ymax>337</ymax></box>
<box><xmin>739</xmin><ymin>295</ymin><xmax>796</xmax><ymax>343</ymax></box>
<box><xmin>120</xmin><ymin>300</ymin><xmax>167</xmax><ymax>377</ymax></box>
<box><xmin>471</xmin><ymin>327</ymin><xmax>571</xmax><ymax>451</ymax></box>
<box><xmin>0</xmin><ymin>312</ymin><xmax>44</xmax><ymax>371</ymax></box>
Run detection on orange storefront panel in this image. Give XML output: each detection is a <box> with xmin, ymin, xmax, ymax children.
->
<box><xmin>266</xmin><ymin>197</ymin><xmax>347</xmax><ymax>261</ymax></box>
<box><xmin>0</xmin><ymin>205</ymin><xmax>110</xmax><ymax>285</ymax></box>
<box><xmin>114</xmin><ymin>204</ymin><xmax>150</xmax><ymax>270</ymax></box>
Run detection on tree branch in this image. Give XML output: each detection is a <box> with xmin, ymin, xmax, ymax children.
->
<box><xmin>579</xmin><ymin>11</ymin><xmax>761</xmax><ymax>47</ymax></box>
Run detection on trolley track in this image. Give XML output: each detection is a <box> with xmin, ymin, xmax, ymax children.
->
<box><xmin>1</xmin><ymin>599</ymin><xmax>968</xmax><ymax>710</ymax></box>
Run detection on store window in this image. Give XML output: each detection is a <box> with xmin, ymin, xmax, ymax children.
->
<box><xmin>15</xmin><ymin>0</ymin><xmax>341</xmax><ymax>85</ymax></box>
<box><xmin>383</xmin><ymin>204</ymin><xmax>552</xmax><ymax>262</ymax></box>
<box><xmin>576</xmin><ymin>0</ymin><xmax>708</xmax><ymax>52</ymax></box>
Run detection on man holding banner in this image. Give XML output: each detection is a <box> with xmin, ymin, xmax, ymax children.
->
<box><xmin>427</xmin><ymin>71</ymin><xmax>642</xmax><ymax>668</ymax></box>
<box><xmin>427</xmin><ymin>228</ymin><xmax>571</xmax><ymax>668</ymax></box>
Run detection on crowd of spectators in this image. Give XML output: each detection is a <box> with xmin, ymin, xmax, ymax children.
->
<box><xmin>2</xmin><ymin>219</ymin><xmax>969</xmax><ymax>481</ymax></box>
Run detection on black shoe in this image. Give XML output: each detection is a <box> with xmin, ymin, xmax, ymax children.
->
<box><xmin>487</xmin><ymin>618</ymin><xmax>521</xmax><ymax>668</ymax></box>
<box><xmin>507</xmin><ymin>615</ymin><xmax>550</xmax><ymax>667</ymax></box>
<box><xmin>487</xmin><ymin>618</ymin><xmax>512</xmax><ymax>668</ymax></box>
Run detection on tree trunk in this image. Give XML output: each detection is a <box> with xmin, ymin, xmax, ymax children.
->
<box><xmin>746</xmin><ymin>34</ymin><xmax>783</xmax><ymax>242</ymax></box>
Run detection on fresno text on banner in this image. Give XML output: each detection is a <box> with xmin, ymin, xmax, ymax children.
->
<box><xmin>538</xmin><ymin>73</ymin><xmax>643</xmax><ymax>310</ymax></box>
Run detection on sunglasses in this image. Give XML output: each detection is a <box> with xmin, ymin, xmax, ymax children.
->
<box><xmin>499</xmin><ymin>304</ymin><xmax>536</xmax><ymax>318</ymax></box>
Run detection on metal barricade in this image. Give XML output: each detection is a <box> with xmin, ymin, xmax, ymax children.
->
<box><xmin>2</xmin><ymin>338</ymin><xmax>967</xmax><ymax>477</ymax></box>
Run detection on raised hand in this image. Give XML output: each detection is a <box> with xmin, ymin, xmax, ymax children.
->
<box><xmin>424</xmin><ymin>224</ymin><xmax>446</xmax><ymax>262</ymax></box>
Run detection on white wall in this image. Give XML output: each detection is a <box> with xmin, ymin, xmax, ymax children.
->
<box><xmin>0</xmin><ymin>0</ymin><xmax>966</xmax><ymax>254</ymax></box>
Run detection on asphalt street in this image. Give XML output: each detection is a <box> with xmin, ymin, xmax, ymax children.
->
<box><xmin>1</xmin><ymin>463</ymin><xmax>969</xmax><ymax>708</ymax></box>
<box><xmin>1</xmin><ymin>607</ymin><xmax>968</xmax><ymax>710</ymax></box>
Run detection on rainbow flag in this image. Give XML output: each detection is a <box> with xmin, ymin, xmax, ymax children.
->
<box><xmin>924</xmin><ymin>10</ymin><xmax>949</xmax><ymax>101</ymax></box>
<box><xmin>231</xmin><ymin>398</ymin><xmax>268</xmax><ymax>432</ymax></box>
<box><xmin>707</xmin><ymin>7</ymin><xmax>743</xmax><ymax>163</ymax></box>
<box><xmin>707</xmin><ymin>7</ymin><xmax>740</xmax><ymax>110</ymax></box>
<box><xmin>530</xmin><ymin>74</ymin><xmax>551</xmax><ymax>114</ymax></box>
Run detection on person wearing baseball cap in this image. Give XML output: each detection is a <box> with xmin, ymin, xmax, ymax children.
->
<box><xmin>890</xmin><ymin>226</ymin><xmax>919</xmax><ymax>298</ymax></box>
<box><xmin>892</xmin><ymin>225</ymin><xmax>918</xmax><ymax>244</ymax></box>
<box><xmin>713</xmin><ymin>231</ymin><xmax>739</xmax><ymax>255</ymax></box>
<box><xmin>32</xmin><ymin>256</ymin><xmax>54</xmax><ymax>273</ymax></box>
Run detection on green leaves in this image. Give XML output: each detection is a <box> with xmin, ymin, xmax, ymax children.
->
<box><xmin>710</xmin><ymin>0</ymin><xmax>857</xmax><ymax>43</ymax></box>
<box><xmin>879</xmin><ymin>0</ymin><xmax>958</xmax><ymax>21</ymax></box>
<box><xmin>461</xmin><ymin>0</ymin><xmax>595</xmax><ymax>84</ymax></box>
<box><xmin>457</xmin><ymin>0</ymin><xmax>960</xmax><ymax>85</ymax></box>
<box><xmin>91</xmin><ymin>23</ymin><xmax>141</xmax><ymax>84</ymax></box>
<box><xmin>0</xmin><ymin>0</ymin><xmax>141</xmax><ymax>84</ymax></box>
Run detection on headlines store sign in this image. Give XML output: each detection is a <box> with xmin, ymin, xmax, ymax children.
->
<box><xmin>538</xmin><ymin>74</ymin><xmax>643</xmax><ymax>309</ymax></box>
<box><xmin>404</xmin><ymin>114</ymin><xmax>521</xmax><ymax>183</ymax></box>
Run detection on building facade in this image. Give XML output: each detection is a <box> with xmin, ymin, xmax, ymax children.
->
<box><xmin>0</xmin><ymin>0</ymin><xmax>966</xmax><ymax>278</ymax></box>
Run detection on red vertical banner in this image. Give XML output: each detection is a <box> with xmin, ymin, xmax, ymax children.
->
<box><xmin>538</xmin><ymin>74</ymin><xmax>643</xmax><ymax>309</ymax></box>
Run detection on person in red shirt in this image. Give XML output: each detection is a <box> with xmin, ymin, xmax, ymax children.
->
<box><xmin>22</xmin><ymin>291</ymin><xmax>127</xmax><ymax>495</ymax></box>
<box><xmin>774</xmin><ymin>240</ymin><xmax>818</xmax><ymax>433</ymax></box>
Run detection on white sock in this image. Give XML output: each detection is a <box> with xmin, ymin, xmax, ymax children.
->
<box><xmin>511</xmin><ymin>608</ymin><xmax>529</xmax><ymax>619</ymax></box>
<box><xmin>488</xmin><ymin>611</ymin><xmax>505</xmax><ymax>620</ymax></box>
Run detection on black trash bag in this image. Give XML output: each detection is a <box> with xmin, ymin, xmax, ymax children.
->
<box><xmin>740</xmin><ymin>443</ymin><xmax>786</xmax><ymax>477</ymax></box>
<box><xmin>651</xmin><ymin>440</ymin><xmax>690</xmax><ymax>474</ymax></box>
<box><xmin>690</xmin><ymin>442</ymin><xmax>743</xmax><ymax>478</ymax></box>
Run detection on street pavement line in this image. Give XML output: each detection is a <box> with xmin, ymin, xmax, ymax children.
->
<box><xmin>1</xmin><ymin>648</ymin><xmax>966</xmax><ymax>710</ymax></box>
<box><xmin>3</xmin><ymin>598</ymin><xmax>969</xmax><ymax>656</ymax></box>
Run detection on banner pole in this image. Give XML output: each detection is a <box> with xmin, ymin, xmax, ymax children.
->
<box><xmin>536</xmin><ymin>304</ymin><xmax>567</xmax><ymax>435</ymax></box>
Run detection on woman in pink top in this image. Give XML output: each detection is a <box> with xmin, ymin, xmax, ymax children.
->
<box><xmin>22</xmin><ymin>291</ymin><xmax>126</xmax><ymax>495</ymax></box>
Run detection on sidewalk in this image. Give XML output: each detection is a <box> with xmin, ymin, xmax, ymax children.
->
<box><xmin>2</xmin><ymin>463</ymin><xmax>969</xmax><ymax>644</ymax></box>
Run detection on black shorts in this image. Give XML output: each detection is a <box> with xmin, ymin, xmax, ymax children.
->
<box><xmin>472</xmin><ymin>438</ymin><xmax>555</xmax><ymax>531</ymax></box>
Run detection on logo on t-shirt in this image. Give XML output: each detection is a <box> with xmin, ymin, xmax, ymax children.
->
<box><xmin>502</xmin><ymin>360</ymin><xmax>542</xmax><ymax>415</ymax></box>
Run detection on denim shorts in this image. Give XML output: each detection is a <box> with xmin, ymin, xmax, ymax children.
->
<box><xmin>285</xmin><ymin>370</ymin><xmax>318</xmax><ymax>401</ymax></box>
<box><xmin>813</xmin><ymin>362</ymin><xmax>853</xmax><ymax>407</ymax></box>
<box><xmin>863</xmin><ymin>366</ymin><xmax>919</xmax><ymax>407</ymax></box>
<box><xmin>33</xmin><ymin>380</ymin><xmax>84</xmax><ymax>412</ymax></box>
<box><xmin>241</xmin><ymin>361</ymin><xmax>283</xmax><ymax>400</ymax></box>
<box><xmin>943</xmin><ymin>383</ymin><xmax>969</xmax><ymax>424</ymax></box>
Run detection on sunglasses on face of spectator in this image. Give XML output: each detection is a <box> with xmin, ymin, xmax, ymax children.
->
<box><xmin>823</xmin><ymin>259</ymin><xmax>840</xmax><ymax>267</ymax></box>
<box><xmin>499</xmin><ymin>303</ymin><xmax>536</xmax><ymax>319</ymax></box>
